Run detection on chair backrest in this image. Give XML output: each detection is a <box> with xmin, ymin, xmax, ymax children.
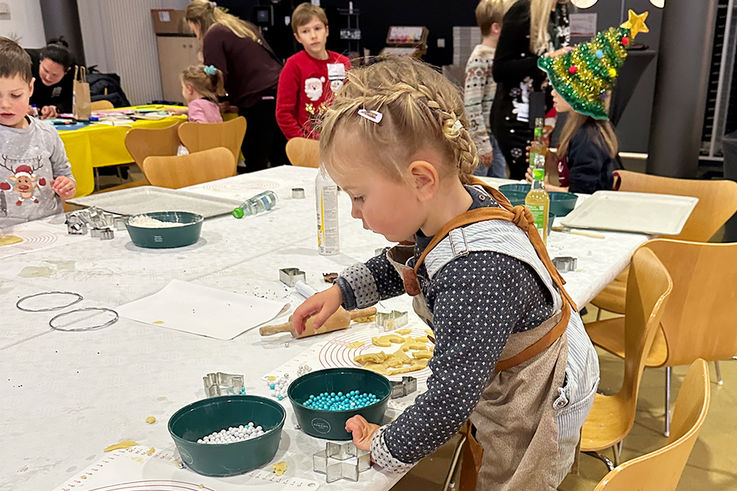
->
<box><xmin>177</xmin><ymin>116</ymin><xmax>247</xmax><ymax>163</ymax></box>
<box><xmin>642</xmin><ymin>239</ymin><xmax>737</xmax><ymax>366</ymax></box>
<box><xmin>594</xmin><ymin>359</ymin><xmax>710</xmax><ymax>491</ymax></box>
<box><xmin>285</xmin><ymin>137</ymin><xmax>320</xmax><ymax>168</ymax></box>
<box><xmin>124</xmin><ymin>121</ymin><xmax>183</xmax><ymax>167</ymax></box>
<box><xmin>90</xmin><ymin>100</ymin><xmax>114</xmax><ymax>111</ymax></box>
<box><xmin>618</xmin><ymin>247</ymin><xmax>673</xmax><ymax>417</ymax></box>
<box><xmin>141</xmin><ymin>146</ymin><xmax>236</xmax><ymax>189</ymax></box>
<box><xmin>613</xmin><ymin>170</ymin><xmax>737</xmax><ymax>241</ymax></box>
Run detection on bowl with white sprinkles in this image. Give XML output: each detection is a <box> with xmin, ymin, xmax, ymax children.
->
<box><xmin>168</xmin><ymin>395</ymin><xmax>286</xmax><ymax>476</ymax></box>
<box><xmin>125</xmin><ymin>211</ymin><xmax>203</xmax><ymax>248</ymax></box>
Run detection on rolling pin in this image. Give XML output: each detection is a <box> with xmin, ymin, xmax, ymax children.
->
<box><xmin>259</xmin><ymin>307</ymin><xmax>377</xmax><ymax>338</ymax></box>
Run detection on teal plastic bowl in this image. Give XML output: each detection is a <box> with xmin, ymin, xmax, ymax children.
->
<box><xmin>125</xmin><ymin>211</ymin><xmax>203</xmax><ymax>248</ymax></box>
<box><xmin>498</xmin><ymin>183</ymin><xmax>578</xmax><ymax>217</ymax></box>
<box><xmin>168</xmin><ymin>395</ymin><xmax>285</xmax><ymax>477</ymax></box>
<box><xmin>288</xmin><ymin>368</ymin><xmax>392</xmax><ymax>440</ymax></box>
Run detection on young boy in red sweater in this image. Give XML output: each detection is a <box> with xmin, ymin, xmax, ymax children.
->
<box><xmin>276</xmin><ymin>3</ymin><xmax>351</xmax><ymax>140</ymax></box>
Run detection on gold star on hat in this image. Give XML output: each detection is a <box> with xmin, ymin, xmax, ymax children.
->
<box><xmin>621</xmin><ymin>10</ymin><xmax>649</xmax><ymax>39</ymax></box>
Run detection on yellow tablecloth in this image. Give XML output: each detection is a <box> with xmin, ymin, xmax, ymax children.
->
<box><xmin>58</xmin><ymin>105</ymin><xmax>186</xmax><ymax>197</ymax></box>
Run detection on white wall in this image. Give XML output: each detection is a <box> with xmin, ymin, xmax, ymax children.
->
<box><xmin>0</xmin><ymin>0</ymin><xmax>46</xmax><ymax>48</ymax></box>
<box><xmin>77</xmin><ymin>0</ymin><xmax>188</xmax><ymax>105</ymax></box>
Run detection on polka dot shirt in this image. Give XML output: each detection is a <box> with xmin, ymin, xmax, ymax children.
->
<box><xmin>336</xmin><ymin>185</ymin><xmax>554</xmax><ymax>469</ymax></box>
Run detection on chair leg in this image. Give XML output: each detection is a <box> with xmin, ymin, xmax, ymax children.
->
<box><xmin>714</xmin><ymin>361</ymin><xmax>723</xmax><ymax>385</ymax></box>
<box><xmin>596</xmin><ymin>307</ymin><xmax>602</xmax><ymax>321</ymax></box>
<box><xmin>442</xmin><ymin>434</ymin><xmax>467</xmax><ymax>491</ymax></box>
<box><xmin>612</xmin><ymin>441</ymin><xmax>622</xmax><ymax>467</ymax></box>
<box><xmin>664</xmin><ymin>367</ymin><xmax>671</xmax><ymax>437</ymax></box>
<box><xmin>583</xmin><ymin>451</ymin><xmax>616</xmax><ymax>472</ymax></box>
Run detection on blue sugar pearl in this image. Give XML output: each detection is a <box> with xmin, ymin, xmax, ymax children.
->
<box><xmin>596</xmin><ymin>49</ymin><xmax>604</xmax><ymax>59</ymax></box>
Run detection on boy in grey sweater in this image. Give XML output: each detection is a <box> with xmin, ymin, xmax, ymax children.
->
<box><xmin>0</xmin><ymin>37</ymin><xmax>75</xmax><ymax>227</ymax></box>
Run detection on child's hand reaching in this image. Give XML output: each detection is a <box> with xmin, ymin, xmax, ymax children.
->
<box><xmin>345</xmin><ymin>415</ymin><xmax>379</xmax><ymax>451</ymax></box>
<box><xmin>52</xmin><ymin>176</ymin><xmax>76</xmax><ymax>200</ymax></box>
<box><xmin>291</xmin><ymin>284</ymin><xmax>343</xmax><ymax>335</ymax></box>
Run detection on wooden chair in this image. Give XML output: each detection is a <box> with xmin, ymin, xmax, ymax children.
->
<box><xmin>177</xmin><ymin>116</ymin><xmax>246</xmax><ymax>164</ymax></box>
<box><xmin>124</xmin><ymin>121</ymin><xmax>183</xmax><ymax>168</ymax></box>
<box><xmin>592</xmin><ymin>171</ymin><xmax>737</xmax><ymax>316</ymax></box>
<box><xmin>141</xmin><ymin>146</ymin><xmax>236</xmax><ymax>189</ymax></box>
<box><xmin>586</xmin><ymin>239</ymin><xmax>737</xmax><ymax>436</ymax></box>
<box><xmin>581</xmin><ymin>247</ymin><xmax>673</xmax><ymax>467</ymax></box>
<box><xmin>285</xmin><ymin>137</ymin><xmax>320</xmax><ymax>168</ymax></box>
<box><xmin>593</xmin><ymin>359</ymin><xmax>711</xmax><ymax>491</ymax></box>
<box><xmin>90</xmin><ymin>99</ymin><xmax>114</xmax><ymax>111</ymax></box>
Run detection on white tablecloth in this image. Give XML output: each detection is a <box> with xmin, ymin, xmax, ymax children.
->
<box><xmin>0</xmin><ymin>166</ymin><xmax>648</xmax><ymax>490</ymax></box>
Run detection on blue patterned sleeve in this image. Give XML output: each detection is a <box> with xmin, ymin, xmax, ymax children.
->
<box><xmin>336</xmin><ymin>251</ymin><xmax>406</xmax><ymax>310</ymax></box>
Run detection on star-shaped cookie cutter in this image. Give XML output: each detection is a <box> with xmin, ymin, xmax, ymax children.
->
<box><xmin>313</xmin><ymin>441</ymin><xmax>370</xmax><ymax>482</ymax></box>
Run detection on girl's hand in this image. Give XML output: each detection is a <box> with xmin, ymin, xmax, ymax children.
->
<box><xmin>345</xmin><ymin>415</ymin><xmax>379</xmax><ymax>451</ymax></box>
<box><xmin>546</xmin><ymin>46</ymin><xmax>574</xmax><ymax>58</ymax></box>
<box><xmin>40</xmin><ymin>105</ymin><xmax>58</xmax><ymax>119</ymax></box>
<box><xmin>525</xmin><ymin>167</ymin><xmax>533</xmax><ymax>184</ymax></box>
<box><xmin>292</xmin><ymin>284</ymin><xmax>343</xmax><ymax>334</ymax></box>
<box><xmin>52</xmin><ymin>176</ymin><xmax>76</xmax><ymax>200</ymax></box>
<box><xmin>479</xmin><ymin>152</ymin><xmax>493</xmax><ymax>167</ymax></box>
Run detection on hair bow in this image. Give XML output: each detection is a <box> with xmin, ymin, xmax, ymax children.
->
<box><xmin>204</xmin><ymin>65</ymin><xmax>217</xmax><ymax>76</ymax></box>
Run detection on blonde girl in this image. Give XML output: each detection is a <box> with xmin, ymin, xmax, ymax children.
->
<box><xmin>185</xmin><ymin>0</ymin><xmax>286</xmax><ymax>171</ymax></box>
<box><xmin>292</xmin><ymin>57</ymin><xmax>598</xmax><ymax>489</ymax></box>
<box><xmin>179</xmin><ymin>64</ymin><xmax>224</xmax><ymax>123</ymax></box>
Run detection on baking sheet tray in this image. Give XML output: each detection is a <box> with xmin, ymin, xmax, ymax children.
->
<box><xmin>68</xmin><ymin>186</ymin><xmax>242</xmax><ymax>218</ymax></box>
<box><xmin>560</xmin><ymin>191</ymin><xmax>698</xmax><ymax>235</ymax></box>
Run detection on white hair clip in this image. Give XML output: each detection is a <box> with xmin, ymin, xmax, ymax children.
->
<box><xmin>451</xmin><ymin>119</ymin><xmax>463</xmax><ymax>132</ymax></box>
<box><xmin>357</xmin><ymin>108</ymin><xmax>383</xmax><ymax>124</ymax></box>
<box><xmin>209</xmin><ymin>1</ymin><xmax>217</xmax><ymax>7</ymax></box>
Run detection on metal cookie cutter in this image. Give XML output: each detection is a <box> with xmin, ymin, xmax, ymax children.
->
<box><xmin>203</xmin><ymin>372</ymin><xmax>245</xmax><ymax>397</ymax></box>
<box><xmin>65</xmin><ymin>213</ymin><xmax>87</xmax><ymax>235</ymax></box>
<box><xmin>552</xmin><ymin>256</ymin><xmax>578</xmax><ymax>273</ymax></box>
<box><xmin>292</xmin><ymin>187</ymin><xmax>306</xmax><ymax>199</ymax></box>
<box><xmin>313</xmin><ymin>441</ymin><xmax>370</xmax><ymax>483</ymax></box>
<box><xmin>391</xmin><ymin>376</ymin><xmax>418</xmax><ymax>399</ymax></box>
<box><xmin>90</xmin><ymin>227</ymin><xmax>115</xmax><ymax>240</ymax></box>
<box><xmin>279</xmin><ymin>267</ymin><xmax>306</xmax><ymax>287</ymax></box>
<box><xmin>376</xmin><ymin>310</ymin><xmax>409</xmax><ymax>331</ymax></box>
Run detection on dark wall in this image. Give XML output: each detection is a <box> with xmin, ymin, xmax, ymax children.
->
<box><xmin>213</xmin><ymin>0</ymin><xmax>476</xmax><ymax>66</ymax></box>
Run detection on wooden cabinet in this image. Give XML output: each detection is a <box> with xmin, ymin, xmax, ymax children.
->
<box><xmin>155</xmin><ymin>35</ymin><xmax>200</xmax><ymax>102</ymax></box>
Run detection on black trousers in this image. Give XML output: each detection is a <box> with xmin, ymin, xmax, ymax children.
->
<box><xmin>238</xmin><ymin>95</ymin><xmax>288</xmax><ymax>173</ymax></box>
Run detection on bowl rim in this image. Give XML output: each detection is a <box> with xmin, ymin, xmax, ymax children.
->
<box><xmin>167</xmin><ymin>394</ymin><xmax>286</xmax><ymax>446</ymax></box>
<box><xmin>125</xmin><ymin>211</ymin><xmax>204</xmax><ymax>229</ymax></box>
<box><xmin>287</xmin><ymin>367</ymin><xmax>391</xmax><ymax>414</ymax></box>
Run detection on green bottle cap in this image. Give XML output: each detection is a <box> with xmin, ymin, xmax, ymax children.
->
<box><xmin>232</xmin><ymin>207</ymin><xmax>244</xmax><ymax>219</ymax></box>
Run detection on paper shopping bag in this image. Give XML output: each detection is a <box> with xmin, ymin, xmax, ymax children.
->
<box><xmin>73</xmin><ymin>65</ymin><xmax>91</xmax><ymax>120</ymax></box>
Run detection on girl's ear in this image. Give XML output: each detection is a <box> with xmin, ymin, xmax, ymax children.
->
<box><xmin>491</xmin><ymin>22</ymin><xmax>502</xmax><ymax>35</ymax></box>
<box><xmin>407</xmin><ymin>160</ymin><xmax>439</xmax><ymax>202</ymax></box>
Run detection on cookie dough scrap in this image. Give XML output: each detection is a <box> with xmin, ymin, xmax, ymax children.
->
<box><xmin>412</xmin><ymin>350</ymin><xmax>432</xmax><ymax>360</ymax></box>
<box><xmin>355</xmin><ymin>352</ymin><xmax>388</xmax><ymax>364</ymax></box>
<box><xmin>394</xmin><ymin>328</ymin><xmax>412</xmax><ymax>335</ymax></box>
<box><xmin>272</xmin><ymin>461</ymin><xmax>287</xmax><ymax>476</ymax></box>
<box><xmin>346</xmin><ymin>340</ymin><xmax>365</xmax><ymax>349</ymax></box>
<box><xmin>400</xmin><ymin>340</ymin><xmax>428</xmax><ymax>352</ymax></box>
<box><xmin>388</xmin><ymin>359</ymin><xmax>429</xmax><ymax>375</ymax></box>
<box><xmin>104</xmin><ymin>440</ymin><xmax>139</xmax><ymax>452</ymax></box>
<box><xmin>352</xmin><ymin>314</ymin><xmax>376</xmax><ymax>323</ymax></box>
<box><xmin>425</xmin><ymin>329</ymin><xmax>434</xmax><ymax>337</ymax></box>
<box><xmin>371</xmin><ymin>334</ymin><xmax>407</xmax><ymax>347</ymax></box>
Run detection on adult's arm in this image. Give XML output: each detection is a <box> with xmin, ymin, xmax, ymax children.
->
<box><xmin>492</xmin><ymin>0</ymin><xmax>543</xmax><ymax>87</ymax></box>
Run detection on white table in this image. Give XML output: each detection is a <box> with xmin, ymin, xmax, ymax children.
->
<box><xmin>0</xmin><ymin>167</ymin><xmax>648</xmax><ymax>490</ymax></box>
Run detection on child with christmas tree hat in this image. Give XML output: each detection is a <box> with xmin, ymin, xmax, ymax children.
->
<box><xmin>528</xmin><ymin>10</ymin><xmax>649</xmax><ymax>194</ymax></box>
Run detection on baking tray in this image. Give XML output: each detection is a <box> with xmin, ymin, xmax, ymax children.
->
<box><xmin>560</xmin><ymin>191</ymin><xmax>698</xmax><ymax>235</ymax></box>
<box><xmin>68</xmin><ymin>186</ymin><xmax>242</xmax><ymax>218</ymax></box>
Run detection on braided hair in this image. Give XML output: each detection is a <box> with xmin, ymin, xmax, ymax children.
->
<box><xmin>319</xmin><ymin>56</ymin><xmax>479</xmax><ymax>184</ymax></box>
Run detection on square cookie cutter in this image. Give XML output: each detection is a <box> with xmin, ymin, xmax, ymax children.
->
<box><xmin>279</xmin><ymin>268</ymin><xmax>306</xmax><ymax>287</ymax></box>
<box><xmin>203</xmin><ymin>372</ymin><xmax>245</xmax><ymax>397</ymax></box>
<box><xmin>313</xmin><ymin>441</ymin><xmax>370</xmax><ymax>482</ymax></box>
<box><xmin>391</xmin><ymin>376</ymin><xmax>418</xmax><ymax>399</ymax></box>
<box><xmin>552</xmin><ymin>256</ymin><xmax>578</xmax><ymax>273</ymax></box>
<box><xmin>376</xmin><ymin>310</ymin><xmax>409</xmax><ymax>331</ymax></box>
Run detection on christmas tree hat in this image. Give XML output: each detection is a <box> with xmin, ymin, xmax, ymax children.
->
<box><xmin>537</xmin><ymin>10</ymin><xmax>649</xmax><ymax>120</ymax></box>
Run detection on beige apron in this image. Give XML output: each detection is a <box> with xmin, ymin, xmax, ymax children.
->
<box><xmin>387</xmin><ymin>179</ymin><xmax>578</xmax><ymax>490</ymax></box>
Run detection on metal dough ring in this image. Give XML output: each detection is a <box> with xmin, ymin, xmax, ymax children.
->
<box><xmin>16</xmin><ymin>291</ymin><xmax>84</xmax><ymax>312</ymax></box>
<box><xmin>49</xmin><ymin>307</ymin><xmax>119</xmax><ymax>332</ymax></box>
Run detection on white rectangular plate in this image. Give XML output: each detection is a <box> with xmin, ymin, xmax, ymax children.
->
<box><xmin>560</xmin><ymin>190</ymin><xmax>698</xmax><ymax>235</ymax></box>
<box><xmin>68</xmin><ymin>186</ymin><xmax>242</xmax><ymax>218</ymax></box>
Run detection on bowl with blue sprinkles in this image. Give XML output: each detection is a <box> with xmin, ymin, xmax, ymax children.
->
<box><xmin>288</xmin><ymin>367</ymin><xmax>392</xmax><ymax>440</ymax></box>
<box><xmin>168</xmin><ymin>395</ymin><xmax>285</xmax><ymax>476</ymax></box>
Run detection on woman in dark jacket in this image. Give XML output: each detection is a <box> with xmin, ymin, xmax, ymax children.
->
<box><xmin>27</xmin><ymin>37</ymin><xmax>75</xmax><ymax>119</ymax></box>
<box><xmin>186</xmin><ymin>0</ymin><xmax>286</xmax><ymax>172</ymax></box>
<box><xmin>491</xmin><ymin>0</ymin><xmax>569</xmax><ymax>179</ymax></box>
